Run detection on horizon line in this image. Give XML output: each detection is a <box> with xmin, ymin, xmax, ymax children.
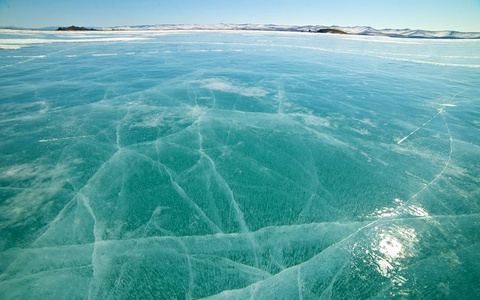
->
<box><xmin>2</xmin><ymin>23</ymin><xmax>480</xmax><ymax>34</ymax></box>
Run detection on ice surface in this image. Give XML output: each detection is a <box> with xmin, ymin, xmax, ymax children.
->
<box><xmin>1</xmin><ymin>30</ymin><xmax>479</xmax><ymax>299</ymax></box>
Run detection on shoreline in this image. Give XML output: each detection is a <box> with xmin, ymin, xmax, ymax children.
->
<box><xmin>1</xmin><ymin>25</ymin><xmax>480</xmax><ymax>40</ymax></box>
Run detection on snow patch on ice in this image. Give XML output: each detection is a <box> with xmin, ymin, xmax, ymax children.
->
<box><xmin>92</xmin><ymin>53</ymin><xmax>118</xmax><ymax>57</ymax></box>
<box><xmin>203</xmin><ymin>78</ymin><xmax>269</xmax><ymax>97</ymax></box>
<box><xmin>0</xmin><ymin>44</ymin><xmax>25</xmax><ymax>50</ymax></box>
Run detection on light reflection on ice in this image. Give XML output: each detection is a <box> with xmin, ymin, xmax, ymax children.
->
<box><xmin>371</xmin><ymin>226</ymin><xmax>418</xmax><ymax>278</ymax></box>
<box><xmin>405</xmin><ymin>205</ymin><xmax>430</xmax><ymax>217</ymax></box>
<box><xmin>378</xmin><ymin>235</ymin><xmax>403</xmax><ymax>258</ymax></box>
<box><xmin>368</xmin><ymin>198</ymin><xmax>430</xmax><ymax>219</ymax></box>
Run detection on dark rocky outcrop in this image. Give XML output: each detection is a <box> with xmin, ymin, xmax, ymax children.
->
<box><xmin>317</xmin><ymin>28</ymin><xmax>348</xmax><ymax>34</ymax></box>
<box><xmin>57</xmin><ymin>26</ymin><xmax>96</xmax><ymax>31</ymax></box>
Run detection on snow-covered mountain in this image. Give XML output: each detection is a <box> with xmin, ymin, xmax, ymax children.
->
<box><xmin>102</xmin><ymin>24</ymin><xmax>480</xmax><ymax>39</ymax></box>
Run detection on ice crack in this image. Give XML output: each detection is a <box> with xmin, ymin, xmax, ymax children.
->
<box><xmin>397</xmin><ymin>90</ymin><xmax>463</xmax><ymax>144</ymax></box>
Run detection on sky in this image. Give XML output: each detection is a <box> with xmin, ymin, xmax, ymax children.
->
<box><xmin>0</xmin><ymin>0</ymin><xmax>479</xmax><ymax>31</ymax></box>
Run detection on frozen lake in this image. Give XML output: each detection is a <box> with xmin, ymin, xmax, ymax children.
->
<box><xmin>1</xmin><ymin>30</ymin><xmax>479</xmax><ymax>299</ymax></box>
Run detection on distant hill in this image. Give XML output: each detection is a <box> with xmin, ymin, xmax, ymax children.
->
<box><xmin>2</xmin><ymin>24</ymin><xmax>479</xmax><ymax>39</ymax></box>
<box><xmin>102</xmin><ymin>24</ymin><xmax>480</xmax><ymax>39</ymax></box>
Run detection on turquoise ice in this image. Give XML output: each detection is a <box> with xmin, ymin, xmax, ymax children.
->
<box><xmin>1</xmin><ymin>30</ymin><xmax>479</xmax><ymax>299</ymax></box>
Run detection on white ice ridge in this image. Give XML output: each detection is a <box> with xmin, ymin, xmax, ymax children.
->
<box><xmin>38</xmin><ymin>135</ymin><xmax>95</xmax><ymax>143</ymax></box>
<box><xmin>193</xmin><ymin>88</ymin><xmax>260</xmax><ymax>268</ymax></box>
<box><xmin>370</xmin><ymin>55</ymin><xmax>480</xmax><ymax>68</ymax></box>
<box><xmin>379</xmin><ymin>93</ymin><xmax>458</xmax><ymax>217</ymax></box>
<box><xmin>91</xmin><ymin>53</ymin><xmax>118</xmax><ymax>57</ymax></box>
<box><xmin>397</xmin><ymin>91</ymin><xmax>463</xmax><ymax>144</ymax></box>
<box><xmin>122</xmin><ymin>148</ymin><xmax>223</xmax><ymax>234</ymax></box>
<box><xmin>277</xmin><ymin>44</ymin><xmax>480</xmax><ymax>68</ymax></box>
<box><xmin>0</xmin><ymin>37</ymin><xmax>151</xmax><ymax>46</ymax></box>
<box><xmin>0</xmin><ymin>55</ymin><xmax>45</xmax><ymax>69</ymax></box>
<box><xmin>147</xmin><ymin>41</ymin><xmax>480</xmax><ymax>68</ymax></box>
<box><xmin>397</xmin><ymin>109</ymin><xmax>454</xmax><ymax>211</ymax></box>
<box><xmin>0</xmin><ymin>44</ymin><xmax>25</xmax><ymax>50</ymax></box>
<box><xmin>1</xmin><ymin>47</ymin><xmax>73</xmax><ymax>68</ymax></box>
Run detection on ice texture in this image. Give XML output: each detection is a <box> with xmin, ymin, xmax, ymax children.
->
<box><xmin>1</xmin><ymin>30</ymin><xmax>480</xmax><ymax>299</ymax></box>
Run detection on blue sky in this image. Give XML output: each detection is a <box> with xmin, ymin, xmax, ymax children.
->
<box><xmin>1</xmin><ymin>0</ymin><xmax>479</xmax><ymax>31</ymax></box>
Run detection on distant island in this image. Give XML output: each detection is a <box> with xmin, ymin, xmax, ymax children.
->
<box><xmin>57</xmin><ymin>26</ymin><xmax>96</xmax><ymax>31</ymax></box>
<box><xmin>316</xmin><ymin>28</ymin><xmax>347</xmax><ymax>34</ymax></box>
